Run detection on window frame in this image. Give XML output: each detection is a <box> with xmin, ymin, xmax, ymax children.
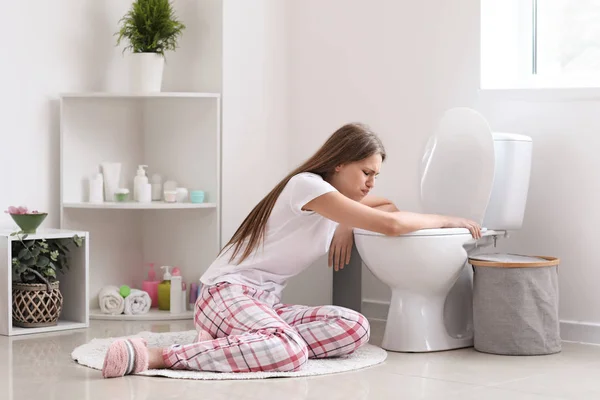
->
<box><xmin>480</xmin><ymin>0</ymin><xmax>600</xmax><ymax>100</ymax></box>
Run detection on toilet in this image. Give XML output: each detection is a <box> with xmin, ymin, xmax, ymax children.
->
<box><xmin>354</xmin><ymin>108</ymin><xmax>533</xmax><ymax>352</ymax></box>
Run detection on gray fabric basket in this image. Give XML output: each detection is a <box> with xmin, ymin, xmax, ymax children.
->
<box><xmin>469</xmin><ymin>253</ymin><xmax>561</xmax><ymax>356</ymax></box>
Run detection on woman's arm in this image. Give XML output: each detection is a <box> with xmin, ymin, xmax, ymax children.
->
<box><xmin>305</xmin><ymin>192</ymin><xmax>481</xmax><ymax>238</ymax></box>
<box><xmin>360</xmin><ymin>195</ymin><xmax>400</xmax><ymax>212</ymax></box>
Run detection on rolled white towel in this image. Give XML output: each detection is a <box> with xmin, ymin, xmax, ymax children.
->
<box><xmin>98</xmin><ymin>285</ymin><xmax>125</xmax><ymax>315</ymax></box>
<box><xmin>124</xmin><ymin>289</ymin><xmax>151</xmax><ymax>315</ymax></box>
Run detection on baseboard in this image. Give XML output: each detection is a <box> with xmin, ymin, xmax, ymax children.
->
<box><xmin>361</xmin><ymin>300</ymin><xmax>600</xmax><ymax>346</ymax></box>
<box><xmin>361</xmin><ymin>299</ymin><xmax>390</xmax><ymax>321</ymax></box>
<box><xmin>560</xmin><ymin>320</ymin><xmax>600</xmax><ymax>345</ymax></box>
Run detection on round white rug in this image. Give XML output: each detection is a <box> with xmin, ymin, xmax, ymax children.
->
<box><xmin>71</xmin><ymin>330</ymin><xmax>387</xmax><ymax>380</ymax></box>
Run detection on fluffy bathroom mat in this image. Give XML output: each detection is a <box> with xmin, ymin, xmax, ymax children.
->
<box><xmin>71</xmin><ymin>330</ymin><xmax>387</xmax><ymax>380</ymax></box>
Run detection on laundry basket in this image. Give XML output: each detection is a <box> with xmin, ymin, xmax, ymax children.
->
<box><xmin>468</xmin><ymin>253</ymin><xmax>561</xmax><ymax>356</ymax></box>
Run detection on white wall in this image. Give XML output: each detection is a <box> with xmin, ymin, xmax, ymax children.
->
<box><xmin>221</xmin><ymin>0</ymin><xmax>289</xmax><ymax>243</ymax></box>
<box><xmin>476</xmin><ymin>98</ymin><xmax>600</xmax><ymax>329</ymax></box>
<box><xmin>286</xmin><ymin>0</ymin><xmax>600</xmax><ymax>340</ymax></box>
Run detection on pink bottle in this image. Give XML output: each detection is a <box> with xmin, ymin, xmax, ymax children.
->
<box><xmin>142</xmin><ymin>263</ymin><xmax>160</xmax><ymax>308</ymax></box>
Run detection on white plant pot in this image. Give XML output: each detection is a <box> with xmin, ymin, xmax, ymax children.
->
<box><xmin>128</xmin><ymin>53</ymin><xmax>165</xmax><ymax>92</ymax></box>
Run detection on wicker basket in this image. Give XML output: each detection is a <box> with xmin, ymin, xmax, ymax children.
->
<box><xmin>12</xmin><ymin>281</ymin><xmax>63</xmax><ymax>328</ymax></box>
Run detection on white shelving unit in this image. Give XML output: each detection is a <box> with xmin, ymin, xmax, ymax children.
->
<box><xmin>0</xmin><ymin>229</ymin><xmax>89</xmax><ymax>336</ymax></box>
<box><xmin>59</xmin><ymin>92</ymin><xmax>221</xmax><ymax>321</ymax></box>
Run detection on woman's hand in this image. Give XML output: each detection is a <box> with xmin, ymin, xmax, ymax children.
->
<box><xmin>443</xmin><ymin>216</ymin><xmax>482</xmax><ymax>239</ymax></box>
<box><xmin>329</xmin><ymin>225</ymin><xmax>354</xmax><ymax>271</ymax></box>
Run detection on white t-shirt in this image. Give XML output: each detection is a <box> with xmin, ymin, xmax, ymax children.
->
<box><xmin>200</xmin><ymin>172</ymin><xmax>339</xmax><ymax>299</ymax></box>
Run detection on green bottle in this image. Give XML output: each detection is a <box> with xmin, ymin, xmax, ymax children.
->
<box><xmin>158</xmin><ymin>266</ymin><xmax>172</xmax><ymax>311</ymax></box>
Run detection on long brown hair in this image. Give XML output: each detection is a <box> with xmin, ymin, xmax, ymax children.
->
<box><xmin>222</xmin><ymin>122</ymin><xmax>386</xmax><ymax>264</ymax></box>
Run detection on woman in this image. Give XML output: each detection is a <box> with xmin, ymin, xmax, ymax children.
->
<box><xmin>102</xmin><ymin>123</ymin><xmax>481</xmax><ymax>378</ymax></box>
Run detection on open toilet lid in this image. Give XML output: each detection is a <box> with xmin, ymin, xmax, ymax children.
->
<box><xmin>420</xmin><ymin>108</ymin><xmax>495</xmax><ymax>225</ymax></box>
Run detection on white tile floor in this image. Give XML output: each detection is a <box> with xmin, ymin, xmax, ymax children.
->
<box><xmin>1</xmin><ymin>318</ymin><xmax>599</xmax><ymax>400</ymax></box>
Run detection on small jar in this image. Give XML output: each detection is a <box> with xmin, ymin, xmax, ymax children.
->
<box><xmin>114</xmin><ymin>188</ymin><xmax>130</xmax><ymax>202</ymax></box>
<box><xmin>175</xmin><ymin>187</ymin><xmax>188</xmax><ymax>203</ymax></box>
<box><xmin>164</xmin><ymin>190</ymin><xmax>177</xmax><ymax>203</ymax></box>
<box><xmin>190</xmin><ymin>190</ymin><xmax>205</xmax><ymax>204</ymax></box>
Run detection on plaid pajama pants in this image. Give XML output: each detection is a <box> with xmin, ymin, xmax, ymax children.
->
<box><xmin>162</xmin><ymin>282</ymin><xmax>371</xmax><ymax>372</ymax></box>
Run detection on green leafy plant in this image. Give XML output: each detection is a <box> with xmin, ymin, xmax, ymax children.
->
<box><xmin>116</xmin><ymin>0</ymin><xmax>186</xmax><ymax>59</ymax></box>
<box><xmin>11</xmin><ymin>231</ymin><xmax>84</xmax><ymax>289</ymax></box>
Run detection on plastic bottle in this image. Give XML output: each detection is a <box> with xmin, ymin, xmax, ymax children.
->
<box><xmin>189</xmin><ymin>282</ymin><xmax>198</xmax><ymax>309</ymax></box>
<box><xmin>158</xmin><ymin>266</ymin><xmax>172</xmax><ymax>311</ymax></box>
<box><xmin>151</xmin><ymin>174</ymin><xmax>162</xmax><ymax>201</ymax></box>
<box><xmin>170</xmin><ymin>267</ymin><xmax>183</xmax><ymax>314</ymax></box>
<box><xmin>181</xmin><ymin>282</ymin><xmax>187</xmax><ymax>312</ymax></box>
<box><xmin>133</xmin><ymin>165</ymin><xmax>149</xmax><ymax>202</ymax></box>
<box><xmin>142</xmin><ymin>263</ymin><xmax>159</xmax><ymax>308</ymax></box>
<box><xmin>138</xmin><ymin>183</ymin><xmax>152</xmax><ymax>203</ymax></box>
<box><xmin>89</xmin><ymin>173</ymin><xmax>104</xmax><ymax>203</ymax></box>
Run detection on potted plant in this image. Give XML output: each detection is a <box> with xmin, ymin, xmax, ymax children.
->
<box><xmin>10</xmin><ymin>230</ymin><xmax>84</xmax><ymax>328</ymax></box>
<box><xmin>5</xmin><ymin>206</ymin><xmax>47</xmax><ymax>234</ymax></box>
<box><xmin>115</xmin><ymin>0</ymin><xmax>186</xmax><ymax>92</ymax></box>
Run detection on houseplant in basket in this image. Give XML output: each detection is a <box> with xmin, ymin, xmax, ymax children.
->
<box><xmin>116</xmin><ymin>0</ymin><xmax>186</xmax><ymax>92</ymax></box>
<box><xmin>10</xmin><ymin>227</ymin><xmax>83</xmax><ymax>328</ymax></box>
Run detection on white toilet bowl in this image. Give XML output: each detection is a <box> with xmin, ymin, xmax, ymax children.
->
<box><xmin>355</xmin><ymin>227</ymin><xmax>500</xmax><ymax>352</ymax></box>
<box><xmin>354</xmin><ymin>108</ymin><xmax>533</xmax><ymax>353</ymax></box>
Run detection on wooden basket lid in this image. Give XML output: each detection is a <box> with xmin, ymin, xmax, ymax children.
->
<box><xmin>468</xmin><ymin>253</ymin><xmax>560</xmax><ymax>268</ymax></box>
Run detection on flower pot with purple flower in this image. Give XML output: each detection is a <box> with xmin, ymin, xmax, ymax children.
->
<box><xmin>5</xmin><ymin>206</ymin><xmax>48</xmax><ymax>234</ymax></box>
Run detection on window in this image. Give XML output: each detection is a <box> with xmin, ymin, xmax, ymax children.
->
<box><xmin>535</xmin><ymin>0</ymin><xmax>600</xmax><ymax>78</ymax></box>
<box><xmin>481</xmin><ymin>0</ymin><xmax>600</xmax><ymax>89</ymax></box>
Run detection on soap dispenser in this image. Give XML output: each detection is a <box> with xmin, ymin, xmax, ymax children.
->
<box><xmin>142</xmin><ymin>263</ymin><xmax>159</xmax><ymax>308</ymax></box>
<box><xmin>158</xmin><ymin>265</ymin><xmax>172</xmax><ymax>311</ymax></box>
<box><xmin>134</xmin><ymin>165</ymin><xmax>149</xmax><ymax>202</ymax></box>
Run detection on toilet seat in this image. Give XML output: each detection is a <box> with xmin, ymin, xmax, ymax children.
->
<box><xmin>420</xmin><ymin>108</ymin><xmax>496</xmax><ymax>225</ymax></box>
<box><xmin>354</xmin><ymin>227</ymin><xmax>485</xmax><ymax>237</ymax></box>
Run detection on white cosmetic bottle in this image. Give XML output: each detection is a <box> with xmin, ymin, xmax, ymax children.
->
<box><xmin>89</xmin><ymin>173</ymin><xmax>104</xmax><ymax>203</ymax></box>
<box><xmin>133</xmin><ymin>165</ymin><xmax>149</xmax><ymax>202</ymax></box>
<box><xmin>151</xmin><ymin>174</ymin><xmax>162</xmax><ymax>201</ymax></box>
<box><xmin>170</xmin><ymin>267</ymin><xmax>183</xmax><ymax>314</ymax></box>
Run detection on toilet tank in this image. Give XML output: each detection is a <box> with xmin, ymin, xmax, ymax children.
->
<box><xmin>482</xmin><ymin>132</ymin><xmax>533</xmax><ymax>230</ymax></box>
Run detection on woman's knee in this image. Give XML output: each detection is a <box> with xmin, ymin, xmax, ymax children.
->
<box><xmin>311</xmin><ymin>306</ymin><xmax>370</xmax><ymax>355</ymax></box>
<box><xmin>352</xmin><ymin>311</ymin><xmax>371</xmax><ymax>348</ymax></box>
<box><xmin>334</xmin><ymin>307</ymin><xmax>371</xmax><ymax>351</ymax></box>
<box><xmin>331</xmin><ymin>307</ymin><xmax>371</xmax><ymax>341</ymax></box>
<box><xmin>266</xmin><ymin>328</ymin><xmax>309</xmax><ymax>372</ymax></box>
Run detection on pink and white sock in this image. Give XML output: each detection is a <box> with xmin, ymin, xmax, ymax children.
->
<box><xmin>102</xmin><ymin>337</ymin><xmax>149</xmax><ymax>378</ymax></box>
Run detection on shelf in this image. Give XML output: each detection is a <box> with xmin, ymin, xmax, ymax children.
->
<box><xmin>60</xmin><ymin>92</ymin><xmax>220</xmax><ymax>99</ymax></box>
<box><xmin>63</xmin><ymin>202</ymin><xmax>217</xmax><ymax>210</ymax></box>
<box><xmin>90</xmin><ymin>308</ymin><xmax>194</xmax><ymax>321</ymax></box>
<box><xmin>0</xmin><ymin>228</ymin><xmax>87</xmax><ymax>241</ymax></box>
<box><xmin>10</xmin><ymin>320</ymin><xmax>88</xmax><ymax>336</ymax></box>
